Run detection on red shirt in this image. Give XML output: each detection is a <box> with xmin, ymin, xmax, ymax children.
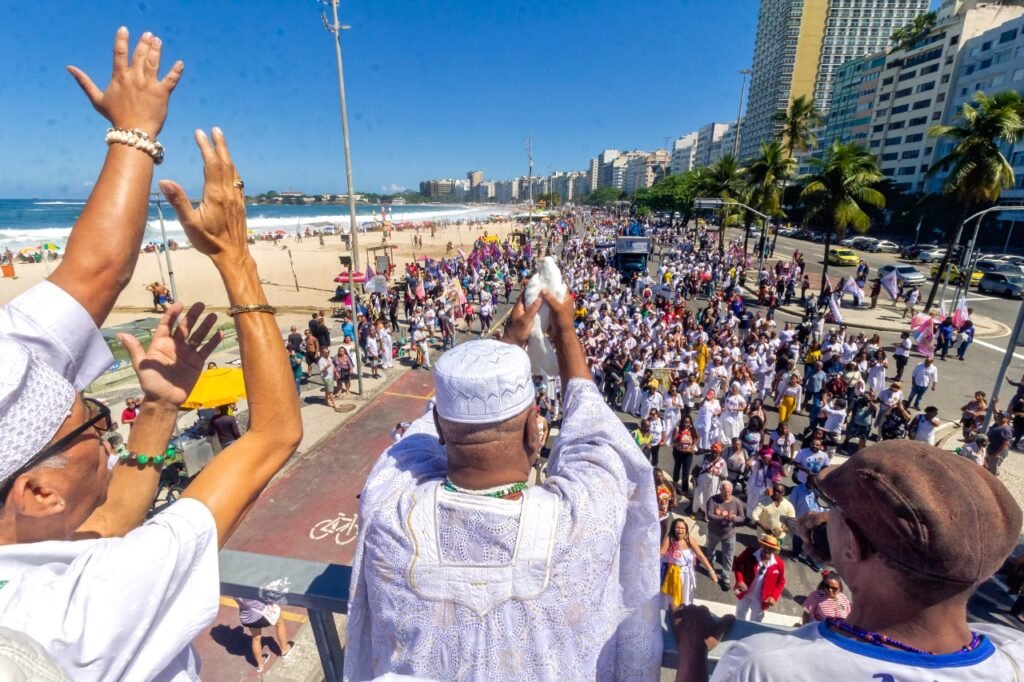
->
<box><xmin>121</xmin><ymin>407</ymin><xmax>138</xmax><ymax>427</ymax></box>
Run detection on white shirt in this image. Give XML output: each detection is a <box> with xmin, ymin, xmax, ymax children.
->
<box><xmin>822</xmin><ymin>405</ymin><xmax>847</xmax><ymax>435</ymax></box>
<box><xmin>913</xmin><ymin>414</ymin><xmax>940</xmax><ymax>445</ymax></box>
<box><xmin>345</xmin><ymin>380</ymin><xmax>662</xmax><ymax>680</ymax></box>
<box><xmin>894</xmin><ymin>338</ymin><xmax>912</xmax><ymax>357</ymax></box>
<box><xmin>912</xmin><ymin>362</ymin><xmax>938</xmax><ymax>388</ymax></box>
<box><xmin>0</xmin><ymin>499</ymin><xmax>219</xmax><ymax>682</ymax></box>
<box><xmin>792</xmin><ymin>447</ymin><xmax>830</xmax><ymax>484</ymax></box>
<box><xmin>711</xmin><ymin>621</ymin><xmax>1024</xmax><ymax>682</ymax></box>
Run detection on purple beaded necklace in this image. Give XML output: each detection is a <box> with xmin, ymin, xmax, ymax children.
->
<box><xmin>826</xmin><ymin>618</ymin><xmax>982</xmax><ymax>656</ymax></box>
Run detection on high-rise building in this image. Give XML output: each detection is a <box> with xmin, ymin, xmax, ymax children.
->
<box><xmin>670</xmin><ymin>133</ymin><xmax>699</xmax><ymax>174</ymax></box>
<box><xmin>493</xmin><ymin>178</ymin><xmax>520</xmax><ymax>204</ymax></box>
<box><xmin>596</xmin><ymin>149</ymin><xmax>622</xmax><ymax>188</ymax></box>
<box><xmin>695</xmin><ymin>123</ymin><xmax>729</xmax><ymax>168</ymax></box>
<box><xmin>741</xmin><ymin>0</ymin><xmax>930</xmax><ymax>160</ymax></box>
<box><xmin>467</xmin><ymin>170</ymin><xmax>484</xmax><ymax>188</ymax></box>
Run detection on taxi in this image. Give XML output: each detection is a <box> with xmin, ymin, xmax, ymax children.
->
<box><xmin>929</xmin><ymin>262</ymin><xmax>982</xmax><ymax>286</ymax></box>
<box><xmin>827</xmin><ymin>248</ymin><xmax>859</xmax><ymax>266</ymax></box>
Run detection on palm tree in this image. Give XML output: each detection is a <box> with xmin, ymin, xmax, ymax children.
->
<box><xmin>800</xmin><ymin>141</ymin><xmax>885</xmax><ymax>287</ymax></box>
<box><xmin>890</xmin><ymin>11</ymin><xmax>937</xmax><ymax>52</ymax></box>
<box><xmin>773</xmin><ymin>95</ymin><xmax>824</xmax><ymax>158</ymax></box>
<box><xmin>707</xmin><ymin>155</ymin><xmax>745</xmax><ymax>258</ymax></box>
<box><xmin>922</xmin><ymin>89</ymin><xmax>1024</xmax><ymax>310</ymax></box>
<box><xmin>746</xmin><ymin>141</ymin><xmax>796</xmax><ymax>257</ymax></box>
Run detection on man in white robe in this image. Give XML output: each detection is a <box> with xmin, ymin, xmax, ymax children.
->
<box><xmin>345</xmin><ymin>291</ymin><xmax>662</xmax><ymax>681</ymax></box>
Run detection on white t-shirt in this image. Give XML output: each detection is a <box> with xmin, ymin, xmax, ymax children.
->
<box><xmin>711</xmin><ymin>621</ymin><xmax>1024</xmax><ymax>682</ymax></box>
<box><xmin>0</xmin><ymin>499</ymin><xmax>219</xmax><ymax>681</ymax></box>
<box><xmin>822</xmin><ymin>406</ymin><xmax>847</xmax><ymax>434</ymax></box>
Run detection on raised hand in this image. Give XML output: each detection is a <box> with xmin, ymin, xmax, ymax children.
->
<box><xmin>501</xmin><ymin>292</ymin><xmax>543</xmax><ymax>348</ymax></box>
<box><xmin>67</xmin><ymin>26</ymin><xmax>183</xmax><ymax>138</ymax></box>
<box><xmin>118</xmin><ymin>302</ymin><xmax>223</xmax><ymax>409</ymax></box>
<box><xmin>159</xmin><ymin>128</ymin><xmax>249</xmax><ymax>265</ymax></box>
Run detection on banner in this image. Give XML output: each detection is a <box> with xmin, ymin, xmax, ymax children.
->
<box><xmin>952</xmin><ymin>298</ymin><xmax>971</xmax><ymax>328</ymax></box>
<box><xmin>842</xmin><ymin>278</ymin><xmax>864</xmax><ymax>300</ymax></box>
<box><xmin>880</xmin><ymin>271</ymin><xmax>899</xmax><ymax>301</ymax></box>
<box><xmin>828</xmin><ymin>293</ymin><xmax>843</xmax><ymax>323</ymax></box>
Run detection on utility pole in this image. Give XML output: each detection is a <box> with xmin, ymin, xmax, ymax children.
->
<box><xmin>152</xmin><ymin>192</ymin><xmax>178</xmax><ymax>303</ymax></box>
<box><xmin>322</xmin><ymin>0</ymin><xmax>360</xmax><ymax>270</ymax></box>
<box><xmin>526</xmin><ymin>134</ymin><xmax>534</xmax><ymax>225</ymax></box>
<box><xmin>733</xmin><ymin>69</ymin><xmax>751</xmax><ymax>158</ymax></box>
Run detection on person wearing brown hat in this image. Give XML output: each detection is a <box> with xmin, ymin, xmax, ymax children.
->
<box><xmin>674</xmin><ymin>440</ymin><xmax>1024</xmax><ymax>681</ymax></box>
<box><xmin>731</xmin><ymin>533</ymin><xmax>785</xmax><ymax>623</ymax></box>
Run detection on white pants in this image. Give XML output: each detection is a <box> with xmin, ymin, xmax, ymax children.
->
<box><xmin>735</xmin><ymin>593</ymin><xmax>766</xmax><ymax>622</ymax></box>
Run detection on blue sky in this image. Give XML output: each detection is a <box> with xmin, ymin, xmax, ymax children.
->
<box><xmin>1</xmin><ymin>0</ymin><xmax>763</xmax><ymax>198</ymax></box>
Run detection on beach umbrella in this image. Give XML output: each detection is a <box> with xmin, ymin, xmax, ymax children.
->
<box><xmin>39</xmin><ymin>243</ymin><xmax>60</xmax><ymax>252</ymax></box>
<box><xmin>334</xmin><ymin>271</ymin><xmax>367</xmax><ymax>283</ymax></box>
<box><xmin>18</xmin><ymin>247</ymin><xmax>38</xmax><ymax>256</ymax></box>
<box><xmin>181</xmin><ymin>368</ymin><xmax>246</xmax><ymax>410</ymax></box>
<box><xmin>273</xmin><ymin>229</ymin><xmax>287</xmax><ymax>236</ymax></box>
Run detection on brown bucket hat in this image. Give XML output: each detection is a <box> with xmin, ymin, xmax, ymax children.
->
<box><xmin>815</xmin><ymin>440</ymin><xmax>1022</xmax><ymax>586</ymax></box>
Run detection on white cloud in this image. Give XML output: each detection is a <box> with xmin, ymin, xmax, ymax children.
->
<box><xmin>380</xmin><ymin>183</ymin><xmax>407</xmax><ymax>193</ymax></box>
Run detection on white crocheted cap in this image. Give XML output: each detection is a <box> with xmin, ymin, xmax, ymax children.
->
<box><xmin>434</xmin><ymin>340</ymin><xmax>535</xmax><ymax>424</ymax></box>
<box><xmin>0</xmin><ymin>339</ymin><xmax>75</xmax><ymax>482</ymax></box>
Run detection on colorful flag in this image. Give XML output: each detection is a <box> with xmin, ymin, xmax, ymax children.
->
<box><xmin>842</xmin><ymin>278</ymin><xmax>864</xmax><ymax>300</ymax></box>
<box><xmin>880</xmin><ymin>270</ymin><xmax>899</xmax><ymax>301</ymax></box>
<box><xmin>952</xmin><ymin>298</ymin><xmax>971</xmax><ymax>328</ymax></box>
<box><xmin>828</xmin><ymin>293</ymin><xmax>843</xmax><ymax>323</ymax></box>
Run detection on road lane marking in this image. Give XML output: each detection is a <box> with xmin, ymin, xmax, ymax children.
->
<box><xmin>966</xmin><ymin>335</ymin><xmax>1024</xmax><ymax>358</ymax></box>
<box><xmin>218</xmin><ymin>596</ymin><xmax>309</xmax><ymax>623</ymax></box>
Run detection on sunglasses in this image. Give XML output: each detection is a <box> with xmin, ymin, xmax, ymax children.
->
<box><xmin>0</xmin><ymin>398</ymin><xmax>113</xmax><ymax>501</ymax></box>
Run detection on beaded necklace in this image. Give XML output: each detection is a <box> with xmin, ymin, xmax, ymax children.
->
<box><xmin>442</xmin><ymin>479</ymin><xmax>528</xmax><ymax>500</ymax></box>
<box><xmin>825</xmin><ymin>618</ymin><xmax>982</xmax><ymax>656</ymax></box>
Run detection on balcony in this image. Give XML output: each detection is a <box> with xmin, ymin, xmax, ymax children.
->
<box><xmin>219</xmin><ymin>549</ymin><xmax>784</xmax><ymax>681</ymax></box>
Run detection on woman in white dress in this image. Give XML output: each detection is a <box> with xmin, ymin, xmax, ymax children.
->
<box><xmin>662</xmin><ymin>386</ymin><xmax>684</xmax><ymax>443</ymax></box>
<box><xmin>867</xmin><ymin>350</ymin><xmax>887</xmax><ymax>396</ymax></box>
<box><xmin>622</xmin><ymin>360</ymin><xmax>642</xmax><ymax>416</ymax></box>
<box><xmin>377</xmin><ymin>322</ymin><xmax>393</xmax><ymax>369</ymax></box>
<box><xmin>695</xmin><ymin>390</ymin><xmax>723</xmax><ymax>450</ymax></box>
<box><xmin>691</xmin><ymin>443</ymin><xmax>727</xmax><ymax>517</ymax></box>
<box><xmin>720</xmin><ymin>383</ymin><xmax>748</xmax><ymax>442</ymax></box>
<box><xmin>660</xmin><ymin>518</ymin><xmax>716</xmax><ymax>609</ymax></box>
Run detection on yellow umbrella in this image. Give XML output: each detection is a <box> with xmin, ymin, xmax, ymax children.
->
<box><xmin>39</xmin><ymin>243</ymin><xmax>60</xmax><ymax>252</ymax></box>
<box><xmin>181</xmin><ymin>368</ymin><xmax>247</xmax><ymax>410</ymax></box>
<box><xmin>18</xmin><ymin>247</ymin><xmax>38</xmax><ymax>256</ymax></box>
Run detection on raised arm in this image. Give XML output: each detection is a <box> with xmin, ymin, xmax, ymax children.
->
<box><xmin>75</xmin><ymin>302</ymin><xmax>221</xmax><ymax>538</ymax></box>
<box><xmin>49</xmin><ymin>27</ymin><xmax>184</xmax><ymax>327</ymax></box>
<box><xmin>163</xmin><ymin>128</ymin><xmax>303</xmax><ymax>546</ymax></box>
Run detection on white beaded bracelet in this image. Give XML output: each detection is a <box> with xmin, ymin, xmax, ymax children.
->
<box><xmin>104</xmin><ymin>127</ymin><xmax>165</xmax><ymax>165</ymax></box>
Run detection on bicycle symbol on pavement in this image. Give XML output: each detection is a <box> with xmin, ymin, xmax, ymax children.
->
<box><xmin>309</xmin><ymin>511</ymin><xmax>360</xmax><ymax>546</ymax></box>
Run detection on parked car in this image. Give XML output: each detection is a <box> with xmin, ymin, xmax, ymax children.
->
<box><xmin>978</xmin><ymin>272</ymin><xmax>1024</xmax><ymax>297</ymax></box>
<box><xmin>995</xmin><ymin>254</ymin><xmax>1024</xmax><ymax>266</ymax></box>
<box><xmin>930</xmin><ymin>262</ymin><xmax>982</xmax><ymax>287</ymax></box>
<box><xmin>917</xmin><ymin>247</ymin><xmax>947</xmax><ymax>263</ymax></box>
<box><xmin>901</xmin><ymin>243</ymin><xmax>934</xmax><ymax>260</ymax></box>
<box><xmin>852</xmin><ymin>237</ymin><xmax>879</xmax><ymax>250</ymax></box>
<box><xmin>975</xmin><ymin>258</ymin><xmax>1018</xmax><ymax>274</ymax></box>
<box><xmin>870</xmin><ymin>240</ymin><xmax>900</xmax><ymax>253</ymax></box>
<box><xmin>839</xmin><ymin>236</ymin><xmax>858</xmax><ymax>247</ymax></box>
<box><xmin>828</xmin><ymin>248</ymin><xmax>860</xmax><ymax>266</ymax></box>
<box><xmin>879</xmin><ymin>263</ymin><xmax>927</xmax><ymax>286</ymax></box>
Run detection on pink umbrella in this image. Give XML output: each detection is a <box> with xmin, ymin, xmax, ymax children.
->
<box><xmin>273</xmin><ymin>229</ymin><xmax>287</xmax><ymax>235</ymax></box>
<box><xmin>334</xmin><ymin>271</ymin><xmax>367</xmax><ymax>283</ymax></box>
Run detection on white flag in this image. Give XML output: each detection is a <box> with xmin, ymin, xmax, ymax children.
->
<box><xmin>842</xmin><ymin>278</ymin><xmax>864</xmax><ymax>299</ymax></box>
<box><xmin>880</xmin><ymin>271</ymin><xmax>899</xmax><ymax>301</ymax></box>
<box><xmin>829</xmin><ymin>293</ymin><xmax>844</xmax><ymax>323</ymax></box>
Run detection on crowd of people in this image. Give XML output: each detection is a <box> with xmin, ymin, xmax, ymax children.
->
<box><xmin>3</xmin><ymin>27</ymin><xmax>1024</xmax><ymax>682</ymax></box>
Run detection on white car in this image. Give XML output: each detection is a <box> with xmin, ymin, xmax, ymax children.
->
<box><xmin>917</xmin><ymin>247</ymin><xmax>947</xmax><ymax>263</ymax></box>
<box><xmin>839</xmin><ymin>237</ymin><xmax>858</xmax><ymax>247</ymax></box>
<box><xmin>879</xmin><ymin>263</ymin><xmax>927</xmax><ymax>286</ymax></box>
<box><xmin>870</xmin><ymin>240</ymin><xmax>900</xmax><ymax>253</ymax></box>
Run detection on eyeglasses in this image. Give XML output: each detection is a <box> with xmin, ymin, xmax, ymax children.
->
<box><xmin>0</xmin><ymin>398</ymin><xmax>113</xmax><ymax>500</ymax></box>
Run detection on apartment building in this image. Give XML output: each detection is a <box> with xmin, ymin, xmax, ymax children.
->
<box><xmin>742</xmin><ymin>0</ymin><xmax>930</xmax><ymax>160</ymax></box>
<box><xmin>670</xmin><ymin>133</ymin><xmax>699</xmax><ymax>174</ymax></box>
<box><xmin>695</xmin><ymin>123</ymin><xmax>729</xmax><ymax>168</ymax></box>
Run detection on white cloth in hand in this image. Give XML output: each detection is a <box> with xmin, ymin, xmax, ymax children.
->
<box><xmin>523</xmin><ymin>256</ymin><xmax>567</xmax><ymax>377</ymax></box>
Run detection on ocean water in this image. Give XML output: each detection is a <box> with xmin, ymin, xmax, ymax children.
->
<box><xmin>0</xmin><ymin>199</ymin><xmax>509</xmax><ymax>249</ymax></box>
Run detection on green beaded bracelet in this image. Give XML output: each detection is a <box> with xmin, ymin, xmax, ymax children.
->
<box><xmin>115</xmin><ymin>444</ymin><xmax>177</xmax><ymax>467</ymax></box>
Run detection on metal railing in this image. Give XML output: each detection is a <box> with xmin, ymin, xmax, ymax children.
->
<box><xmin>219</xmin><ymin>549</ymin><xmax>783</xmax><ymax>681</ymax></box>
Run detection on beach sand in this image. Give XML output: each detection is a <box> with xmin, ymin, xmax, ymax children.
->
<box><xmin>0</xmin><ymin>219</ymin><xmax>521</xmax><ymax>327</ymax></box>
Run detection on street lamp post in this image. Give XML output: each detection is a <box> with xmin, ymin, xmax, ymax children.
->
<box><xmin>695</xmin><ymin>197</ymin><xmax>770</xmax><ymax>273</ymax></box>
<box><xmin>936</xmin><ymin>206</ymin><xmax>1000</xmax><ymax>310</ymax></box>
<box><xmin>322</xmin><ymin>0</ymin><xmax>360</xmax><ymax>271</ymax></box>
<box><xmin>152</xmin><ymin>192</ymin><xmax>178</xmax><ymax>303</ymax></box>
<box><xmin>733</xmin><ymin>69</ymin><xmax>751</xmax><ymax>158</ymax></box>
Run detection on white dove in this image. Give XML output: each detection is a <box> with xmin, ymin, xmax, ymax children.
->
<box><xmin>523</xmin><ymin>256</ymin><xmax>568</xmax><ymax>377</ymax></box>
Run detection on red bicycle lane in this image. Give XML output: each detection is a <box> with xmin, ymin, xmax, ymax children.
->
<box><xmin>191</xmin><ymin>368</ymin><xmax>437</xmax><ymax>679</ymax></box>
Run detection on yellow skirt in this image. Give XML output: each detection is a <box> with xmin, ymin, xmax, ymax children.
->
<box><xmin>661</xmin><ymin>564</ymin><xmax>683</xmax><ymax>608</ymax></box>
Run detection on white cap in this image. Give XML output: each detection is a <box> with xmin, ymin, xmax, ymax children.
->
<box><xmin>0</xmin><ymin>339</ymin><xmax>76</xmax><ymax>482</ymax></box>
<box><xmin>434</xmin><ymin>340</ymin><xmax>535</xmax><ymax>424</ymax></box>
